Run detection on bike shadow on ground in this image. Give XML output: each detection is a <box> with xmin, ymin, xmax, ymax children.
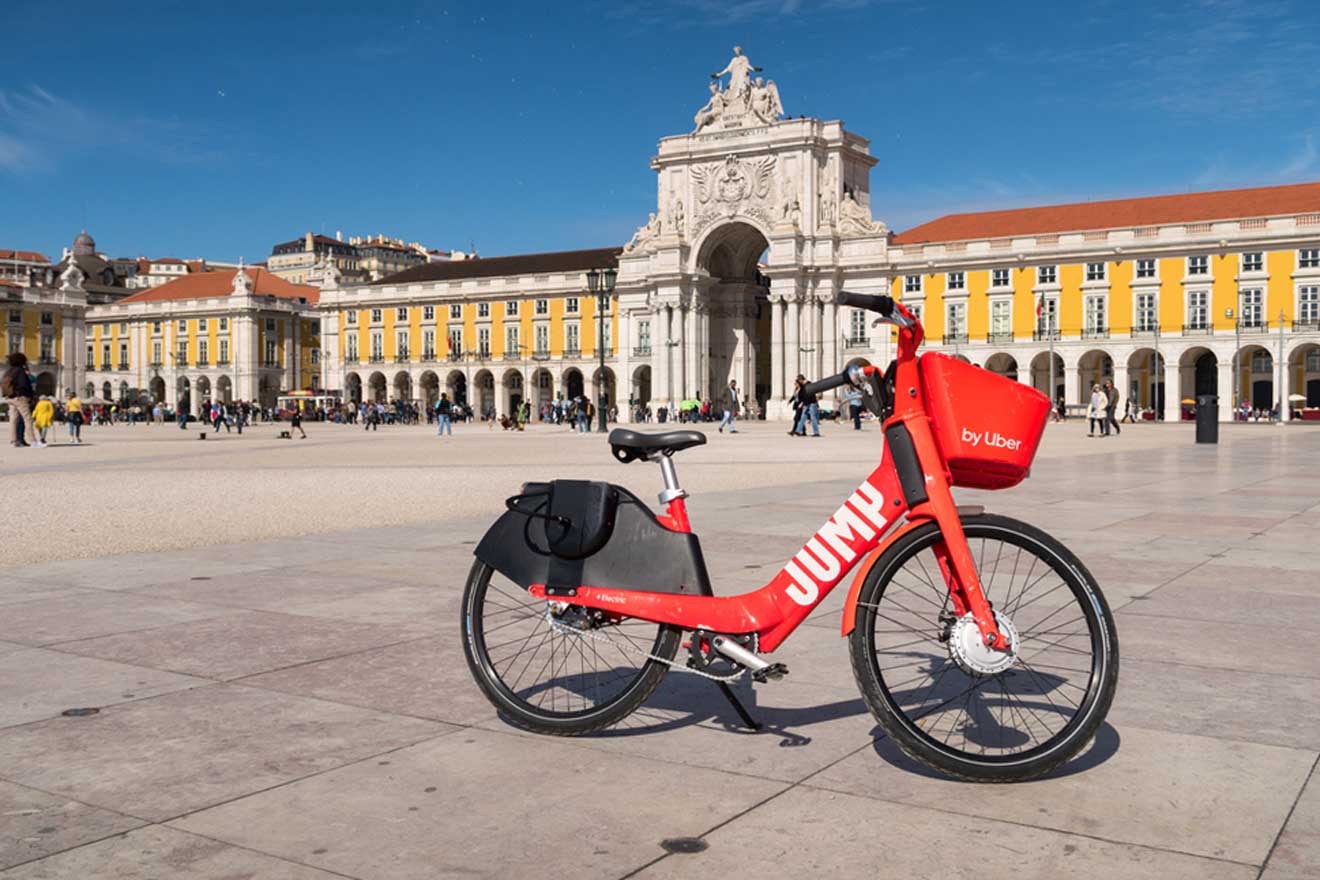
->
<box><xmin>868</xmin><ymin>721</ymin><xmax>1122</xmax><ymax>780</ymax></box>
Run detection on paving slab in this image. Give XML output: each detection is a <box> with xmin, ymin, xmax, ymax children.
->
<box><xmin>240</xmin><ymin>635</ymin><xmax>498</xmax><ymax>726</ymax></box>
<box><xmin>57</xmin><ymin>610</ymin><xmax>426</xmax><ymax>680</ymax></box>
<box><xmin>0</xmin><ymin>591</ymin><xmax>240</xmax><ymax>647</ymax></box>
<box><xmin>1115</xmin><ymin>612</ymin><xmax>1318</xmax><ymax>678</ymax></box>
<box><xmin>130</xmin><ymin>566</ymin><xmax>414</xmax><ymax>612</ymax></box>
<box><xmin>0</xmin><ymin>684</ymin><xmax>449</xmax><ymax>822</ymax></box>
<box><xmin>0</xmin><ymin>648</ymin><xmax>205</xmax><ymax>729</ymax></box>
<box><xmin>171</xmin><ymin>727</ymin><xmax>787</xmax><ymax>880</ymax></box>
<box><xmin>0</xmin><ymin>576</ymin><xmax>94</xmax><ymax>608</ymax></box>
<box><xmin>1263</xmin><ymin>763</ymin><xmax>1320</xmax><ymax>880</ymax></box>
<box><xmin>633</xmin><ymin>785</ymin><xmax>1257</xmax><ymax>880</ymax></box>
<box><xmin>1</xmin><ymin>824</ymin><xmax>346</xmax><ymax>879</ymax></box>
<box><xmin>0</xmin><ymin>780</ymin><xmax>144</xmax><ymax>872</ymax></box>
<box><xmin>2</xmin><ymin>552</ymin><xmax>277</xmax><ymax>591</ymax></box>
<box><xmin>806</xmin><ymin>725</ymin><xmax>1315</xmax><ymax>864</ymax></box>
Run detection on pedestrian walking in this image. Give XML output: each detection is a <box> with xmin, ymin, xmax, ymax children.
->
<box><xmin>1087</xmin><ymin>384</ymin><xmax>1106</xmax><ymax>437</ymax></box>
<box><xmin>1104</xmin><ymin>379</ymin><xmax>1121</xmax><ymax>436</ymax></box>
<box><xmin>33</xmin><ymin>395</ymin><xmax>55</xmax><ymax>444</ymax></box>
<box><xmin>792</xmin><ymin>374</ymin><xmax>821</xmax><ymax>437</ymax></box>
<box><xmin>718</xmin><ymin>379</ymin><xmax>740</xmax><ymax>433</ymax></box>
<box><xmin>436</xmin><ymin>393</ymin><xmax>453</xmax><ymax>436</ymax></box>
<box><xmin>3</xmin><ymin>352</ymin><xmax>42</xmax><ymax>447</ymax></box>
<box><xmin>290</xmin><ymin>405</ymin><xmax>307</xmax><ymax>439</ymax></box>
<box><xmin>66</xmin><ymin>391</ymin><xmax>84</xmax><ymax>443</ymax></box>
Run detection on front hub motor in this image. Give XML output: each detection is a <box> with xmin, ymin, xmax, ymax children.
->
<box><xmin>947</xmin><ymin>611</ymin><xmax>1018</xmax><ymax>675</ymax></box>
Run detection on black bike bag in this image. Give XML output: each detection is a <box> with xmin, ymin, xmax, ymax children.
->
<box><xmin>476</xmin><ymin>481</ymin><xmax>711</xmax><ymax>597</ymax></box>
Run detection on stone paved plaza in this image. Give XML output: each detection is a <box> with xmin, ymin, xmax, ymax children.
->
<box><xmin>1</xmin><ymin>419</ymin><xmax>1318</xmax><ymax>878</ymax></box>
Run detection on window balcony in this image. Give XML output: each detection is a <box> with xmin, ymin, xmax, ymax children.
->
<box><xmin>1081</xmin><ymin>328</ymin><xmax>1110</xmax><ymax>339</ymax></box>
<box><xmin>1291</xmin><ymin>319</ymin><xmax>1319</xmax><ymax>332</ymax></box>
<box><xmin>368</xmin><ymin>355</ymin><xmax>385</xmax><ymax>364</ymax></box>
<box><xmin>476</xmin><ymin>349</ymin><xmax>491</xmax><ymax>360</ymax></box>
<box><xmin>263</xmin><ymin>360</ymin><xmax>280</xmax><ymax>368</ymax></box>
<box><xmin>447</xmin><ymin>352</ymin><xmax>464</xmax><ymax>362</ymax></box>
<box><xmin>1032</xmin><ymin>329</ymin><xmax>1061</xmax><ymax>341</ymax></box>
<box><xmin>420</xmin><ymin>353</ymin><xmax>436</xmax><ymax>362</ymax></box>
<box><xmin>844</xmin><ymin>337</ymin><xmax>869</xmax><ymax>349</ymax></box>
<box><xmin>196</xmin><ymin>359</ymin><xmax>209</xmax><ymax>367</ymax></box>
<box><xmin>503</xmin><ymin>352</ymin><xmax>522</xmax><ymax>361</ymax></box>
<box><xmin>217</xmin><ymin>359</ymin><xmax>230</xmax><ymax>366</ymax></box>
<box><xmin>1181</xmin><ymin>323</ymin><xmax>1212</xmax><ymax>335</ymax></box>
<box><xmin>531</xmin><ymin>350</ymin><xmax>551</xmax><ymax>361</ymax></box>
<box><xmin>38</xmin><ymin>356</ymin><xmax>57</xmax><ymax>365</ymax></box>
<box><xmin>1240</xmin><ymin>321</ymin><xmax>1268</xmax><ymax>333</ymax></box>
<box><xmin>116</xmin><ymin>362</ymin><xmax>130</xmax><ymax>371</ymax></box>
<box><xmin>1130</xmin><ymin>327</ymin><xmax>1158</xmax><ymax>338</ymax></box>
<box><xmin>987</xmin><ymin>331</ymin><xmax>1014</xmax><ymax>345</ymax></box>
<box><xmin>632</xmin><ymin>346</ymin><xmax>652</xmax><ymax>357</ymax></box>
<box><xmin>563</xmin><ymin>346</ymin><xmax>581</xmax><ymax>358</ymax></box>
<box><xmin>150</xmin><ymin>360</ymin><xmax>163</xmax><ymax>368</ymax></box>
<box><xmin>394</xmin><ymin>353</ymin><xmax>411</xmax><ymax>363</ymax></box>
<box><xmin>942</xmin><ymin>332</ymin><xmax>968</xmax><ymax>346</ymax></box>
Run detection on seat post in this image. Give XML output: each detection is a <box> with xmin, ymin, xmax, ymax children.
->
<box><xmin>657</xmin><ymin>454</ymin><xmax>687</xmax><ymax>506</ymax></box>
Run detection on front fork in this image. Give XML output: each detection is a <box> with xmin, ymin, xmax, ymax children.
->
<box><xmin>899</xmin><ymin>415</ymin><xmax>1009</xmax><ymax>652</ymax></box>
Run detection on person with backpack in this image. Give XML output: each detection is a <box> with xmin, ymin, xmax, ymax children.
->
<box><xmin>3</xmin><ymin>352</ymin><xmax>42</xmax><ymax>448</ymax></box>
<box><xmin>66</xmin><ymin>391</ymin><xmax>84</xmax><ymax>443</ymax></box>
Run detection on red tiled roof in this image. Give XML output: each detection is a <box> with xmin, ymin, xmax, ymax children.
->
<box><xmin>0</xmin><ymin>249</ymin><xmax>50</xmax><ymax>264</ymax></box>
<box><xmin>891</xmin><ymin>181</ymin><xmax>1320</xmax><ymax>245</ymax></box>
<box><xmin>116</xmin><ymin>268</ymin><xmax>319</xmax><ymax>305</ymax></box>
<box><xmin>376</xmin><ymin>247</ymin><xmax>620</xmax><ymax>285</ymax></box>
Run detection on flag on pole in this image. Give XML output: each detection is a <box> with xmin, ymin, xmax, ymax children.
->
<box><xmin>1035</xmin><ymin>289</ymin><xmax>1046</xmax><ymax>318</ymax></box>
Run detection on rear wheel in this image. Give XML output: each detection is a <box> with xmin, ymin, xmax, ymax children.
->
<box><xmin>849</xmin><ymin>514</ymin><xmax>1118</xmax><ymax>782</ymax></box>
<box><xmin>461</xmin><ymin>561</ymin><xmax>681</xmax><ymax>735</ymax></box>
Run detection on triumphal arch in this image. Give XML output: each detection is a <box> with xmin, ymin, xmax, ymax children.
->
<box><xmin>615</xmin><ymin>47</ymin><xmax>892</xmax><ymax>419</ymax></box>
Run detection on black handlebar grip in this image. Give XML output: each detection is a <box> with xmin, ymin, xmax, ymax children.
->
<box><xmin>835</xmin><ymin>291</ymin><xmax>895</xmax><ymax>315</ymax></box>
<box><xmin>800</xmin><ymin>370</ymin><xmax>851</xmax><ymax>399</ymax></box>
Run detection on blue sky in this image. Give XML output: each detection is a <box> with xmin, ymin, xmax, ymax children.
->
<box><xmin>2</xmin><ymin>0</ymin><xmax>1318</xmax><ymax>263</ymax></box>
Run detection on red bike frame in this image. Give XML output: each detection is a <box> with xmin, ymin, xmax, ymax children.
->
<box><xmin>527</xmin><ymin>305</ymin><xmax>1010</xmax><ymax>654</ymax></box>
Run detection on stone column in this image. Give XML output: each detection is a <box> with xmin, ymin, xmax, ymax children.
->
<box><xmin>1217</xmin><ymin>360</ymin><xmax>1233</xmax><ymax>422</ymax></box>
<box><xmin>1111</xmin><ymin>364</ymin><xmax>1127</xmax><ymax>420</ymax></box>
<box><xmin>290</xmin><ymin>317</ymin><xmax>301</xmax><ymax>391</ymax></box>
<box><xmin>786</xmin><ymin>293</ymin><xmax>801</xmax><ymax>392</ymax></box>
<box><xmin>653</xmin><ymin>303</ymin><xmax>671</xmax><ymax>408</ymax></box>
<box><xmin>682</xmin><ymin>301</ymin><xmax>697</xmax><ymax>401</ymax></box>
<box><xmin>768</xmin><ymin>292</ymin><xmax>784</xmax><ymax>418</ymax></box>
<box><xmin>235</xmin><ymin>314</ymin><xmax>260</xmax><ymax>403</ymax></box>
<box><xmin>1063</xmin><ymin>364</ymin><xmax>1079</xmax><ymax>408</ymax></box>
<box><xmin>822</xmin><ymin>292</ymin><xmax>838</xmax><ymax>376</ymax></box>
<box><xmin>1162</xmin><ymin>357</ymin><xmax>1179</xmax><ymax>422</ymax></box>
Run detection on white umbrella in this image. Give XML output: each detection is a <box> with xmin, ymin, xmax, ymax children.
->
<box><xmin>1288</xmin><ymin>394</ymin><xmax>1306</xmax><ymax>402</ymax></box>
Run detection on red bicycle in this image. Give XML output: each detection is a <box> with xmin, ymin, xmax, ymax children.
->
<box><xmin>463</xmin><ymin>292</ymin><xmax>1118</xmax><ymax>782</ymax></box>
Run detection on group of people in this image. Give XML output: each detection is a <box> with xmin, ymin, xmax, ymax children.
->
<box><xmin>3</xmin><ymin>353</ymin><xmax>86</xmax><ymax>447</ymax></box>
<box><xmin>1086</xmin><ymin>379</ymin><xmax>1124</xmax><ymax>437</ymax></box>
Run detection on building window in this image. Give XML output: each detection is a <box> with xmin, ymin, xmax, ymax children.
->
<box><xmin>477</xmin><ymin>302</ymin><xmax>490</xmax><ymax>318</ymax></box>
<box><xmin>43</xmin><ymin>336</ymin><xmax>56</xmax><ymax>363</ymax></box>
<box><xmin>151</xmin><ymin>321</ymin><xmax>161</xmax><ymax>335</ymax></box>
<box><xmin>311</xmin><ymin>349</ymin><xmax>320</xmax><ymax>365</ymax></box>
<box><xmin>990</xmin><ymin>300</ymin><xmax>1011</xmax><ymax>336</ymax></box>
<box><xmin>946</xmin><ymin>271</ymin><xmax>965</xmax><ymax>290</ymax></box>
<box><xmin>396</xmin><ymin>307</ymin><xmax>408</xmax><ymax>322</ymax></box>
<box><xmin>1036</xmin><ymin>298</ymin><xmax>1058</xmax><ymax>334</ymax></box>
<box><xmin>101</xmin><ymin>343</ymin><xmax>111</xmax><ymax>368</ymax></box>
<box><xmin>535</xmin><ymin>324</ymin><xmax>549</xmax><ymax>355</ymax></box>
<box><xmin>86</xmin><ymin>342</ymin><xmax>94</xmax><ymax>365</ymax></box>
<box><xmin>422</xmin><ymin>306</ymin><xmax>434</xmax><ymax>321</ymax></box>
<box><xmin>904</xmin><ymin>275</ymin><xmax>922</xmax><ymax>294</ymax></box>
<box><xmin>1299</xmin><ymin>249</ymin><xmax>1320</xmax><ymax>269</ymax></box>
<box><xmin>1037</xmin><ymin>265</ymin><xmax>1057</xmax><ymax>285</ymax></box>
<box><xmin>1308</xmin><ymin>350</ymin><xmax>1320</xmax><ymax>372</ymax></box>
<box><xmin>566</xmin><ymin>297</ymin><xmax>579</xmax><ymax>314</ymax></box>
<box><xmin>198</xmin><ymin>339</ymin><xmax>208</xmax><ymax>365</ymax></box>
<box><xmin>219</xmin><ymin>338</ymin><xmax>229</xmax><ymax>363</ymax></box>
<box><xmin>1300</xmin><ymin>286</ymin><xmax>1320</xmax><ymax>323</ymax></box>
<box><xmin>989</xmin><ymin>269</ymin><xmax>1008</xmax><ymax>288</ymax></box>
<box><xmin>1135</xmin><ymin>259</ymin><xmax>1156</xmax><ymax>279</ymax></box>
<box><xmin>1242</xmin><ymin>252</ymin><xmax>1263</xmax><ymax>273</ymax></box>
<box><xmin>219</xmin><ymin>318</ymin><xmax>228</xmax><ymax>331</ymax></box>
<box><xmin>477</xmin><ymin>327</ymin><xmax>490</xmax><ymax>356</ymax></box>
<box><xmin>152</xmin><ymin>341</ymin><xmax>162</xmax><ymax>364</ymax></box>
<box><xmin>1240</xmin><ymin>288</ymin><xmax>1263</xmax><ymax>327</ymax></box>
<box><xmin>369</xmin><ymin>332</ymin><xmax>383</xmax><ymax>361</ymax></box>
<box><xmin>450</xmin><ymin>304</ymin><xmax>462</xmax><ymax>319</ymax></box>
<box><xmin>370</xmin><ymin>309</ymin><xmax>382</xmax><ymax>323</ymax></box>
<box><xmin>945</xmin><ymin>301</ymin><xmax>966</xmax><ymax>335</ymax></box>
<box><xmin>9</xmin><ymin>309</ymin><xmax>23</xmax><ymax>324</ymax></box>
<box><xmin>506</xmin><ymin>300</ymin><xmax>519</xmax><ymax>317</ymax></box>
<box><xmin>178</xmin><ymin>319</ymin><xmax>187</xmax><ymax>332</ymax></box>
<box><xmin>422</xmin><ymin>328</ymin><xmax>435</xmax><ymax>358</ymax></box>
<box><xmin>198</xmin><ymin>318</ymin><xmax>208</xmax><ymax>332</ymax></box>
<box><xmin>346</xmin><ymin>335</ymin><xmax>359</xmax><ymax>361</ymax></box>
<box><xmin>177</xmin><ymin>340</ymin><xmax>188</xmax><ymax>365</ymax></box>
<box><xmin>1085</xmin><ymin>262</ymin><xmax>1106</xmax><ymax>282</ymax></box>
<box><xmin>637</xmin><ymin>321</ymin><xmax>650</xmax><ymax>352</ymax></box>
<box><xmin>85</xmin><ymin>325</ymin><xmax>94</xmax><ymax>339</ymax></box>
<box><xmin>448</xmin><ymin>326</ymin><xmax>462</xmax><ymax>355</ymax></box>
<box><xmin>265</xmin><ymin>318</ymin><xmax>276</xmax><ymax>333</ymax></box>
<box><xmin>1136</xmin><ymin>292</ymin><xmax>1157</xmax><ymax>331</ymax></box>
<box><xmin>1084</xmin><ymin>295</ymin><xmax>1107</xmax><ymax>333</ymax></box>
<box><xmin>1251</xmin><ymin>350</ymin><xmax>1271</xmax><ymax>372</ymax></box>
<box><xmin>1187</xmin><ymin>255</ymin><xmax>1209</xmax><ymax>276</ymax></box>
<box><xmin>40</xmin><ymin>311</ymin><xmax>53</xmax><ymax>325</ymax></box>
<box><xmin>565</xmin><ymin>322</ymin><xmax>580</xmax><ymax>352</ymax></box>
<box><xmin>535</xmin><ymin>298</ymin><xmax>548</xmax><ymax>315</ymax></box>
<box><xmin>849</xmin><ymin>308</ymin><xmax>867</xmax><ymax>343</ymax></box>
<box><xmin>599</xmin><ymin>321</ymin><xmax>611</xmax><ymax>352</ymax></box>
<box><xmin>396</xmin><ymin>329</ymin><xmax>409</xmax><ymax>359</ymax></box>
<box><xmin>506</xmin><ymin>325</ymin><xmax>519</xmax><ymax>355</ymax></box>
<box><xmin>1186</xmin><ymin>290</ymin><xmax>1209</xmax><ymax>329</ymax></box>
<box><xmin>265</xmin><ymin>339</ymin><xmax>278</xmax><ymax>365</ymax></box>
<box><xmin>345</xmin><ymin>310</ymin><xmax>357</xmax><ymax>325</ymax></box>
<box><xmin>906</xmin><ymin>303</ymin><xmax>923</xmax><ymax>324</ymax></box>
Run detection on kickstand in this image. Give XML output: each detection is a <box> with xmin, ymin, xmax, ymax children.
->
<box><xmin>716</xmin><ymin>681</ymin><xmax>761</xmax><ymax>731</ymax></box>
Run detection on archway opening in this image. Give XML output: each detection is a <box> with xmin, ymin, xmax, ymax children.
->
<box><xmin>1289</xmin><ymin>343</ymin><xmax>1320</xmax><ymax>411</ymax></box>
<box><xmin>563</xmin><ymin>368</ymin><xmax>584</xmax><ymax>400</ymax></box>
<box><xmin>367</xmin><ymin>371</ymin><xmax>387</xmax><ymax>403</ymax></box>
<box><xmin>631</xmin><ymin>364</ymin><xmax>651</xmax><ymax>414</ymax></box>
<box><xmin>393</xmin><ymin>371</ymin><xmax>413</xmax><ymax>402</ymax></box>
<box><xmin>984</xmin><ymin>353</ymin><xmax>1018</xmax><ymax>382</ymax></box>
<box><xmin>34</xmin><ymin>372</ymin><xmax>56</xmax><ymax>397</ymax></box>
<box><xmin>1237</xmin><ymin>344</ymin><xmax>1273</xmax><ymax>412</ymax></box>
<box><xmin>1029</xmin><ymin>352</ymin><xmax>1064</xmax><ymax>402</ymax></box>
<box><xmin>472</xmin><ymin>369</ymin><xmax>494</xmax><ymax>418</ymax></box>
<box><xmin>445</xmin><ymin>370</ymin><xmax>467</xmax><ymax>407</ymax></box>
<box><xmin>696</xmin><ymin>221</ymin><xmax>772</xmax><ymax>411</ymax></box>
<box><xmin>344</xmin><ymin>372</ymin><xmax>362</xmax><ymax>404</ymax></box>
<box><xmin>1126</xmin><ymin>348</ymin><xmax>1165</xmax><ymax>417</ymax></box>
<box><xmin>419</xmin><ymin>371</ymin><xmax>440</xmax><ymax>407</ymax></box>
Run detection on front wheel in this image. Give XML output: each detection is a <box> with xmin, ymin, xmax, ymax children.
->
<box><xmin>849</xmin><ymin>514</ymin><xmax>1118</xmax><ymax>782</ymax></box>
<box><xmin>461</xmin><ymin>560</ymin><xmax>681</xmax><ymax>735</ymax></box>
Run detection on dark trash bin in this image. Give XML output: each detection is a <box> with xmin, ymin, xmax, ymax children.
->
<box><xmin>1196</xmin><ymin>394</ymin><xmax>1218</xmax><ymax>444</ymax></box>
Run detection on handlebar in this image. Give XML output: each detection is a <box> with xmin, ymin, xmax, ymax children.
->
<box><xmin>799</xmin><ymin>371</ymin><xmax>852</xmax><ymax>399</ymax></box>
<box><xmin>835</xmin><ymin>290</ymin><xmax>916</xmax><ymax>330</ymax></box>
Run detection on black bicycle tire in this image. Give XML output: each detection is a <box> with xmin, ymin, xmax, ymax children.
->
<box><xmin>461</xmin><ymin>559</ymin><xmax>682</xmax><ymax>735</ymax></box>
<box><xmin>849</xmin><ymin>513</ymin><xmax>1119</xmax><ymax>782</ymax></box>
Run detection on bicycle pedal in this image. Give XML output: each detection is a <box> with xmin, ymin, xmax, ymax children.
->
<box><xmin>751</xmin><ymin>663</ymin><xmax>789</xmax><ymax>683</ymax></box>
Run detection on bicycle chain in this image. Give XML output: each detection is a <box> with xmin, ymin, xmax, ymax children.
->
<box><xmin>545</xmin><ymin>611</ymin><xmax>752</xmax><ymax>683</ymax></box>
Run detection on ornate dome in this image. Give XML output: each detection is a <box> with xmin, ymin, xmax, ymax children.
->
<box><xmin>72</xmin><ymin>230</ymin><xmax>95</xmax><ymax>256</ymax></box>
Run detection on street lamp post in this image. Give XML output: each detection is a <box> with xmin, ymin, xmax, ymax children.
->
<box><xmin>586</xmin><ymin>267</ymin><xmax>617</xmax><ymax>433</ymax></box>
<box><xmin>1228</xmin><ymin>300</ymin><xmax>1239</xmax><ymax>417</ymax></box>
